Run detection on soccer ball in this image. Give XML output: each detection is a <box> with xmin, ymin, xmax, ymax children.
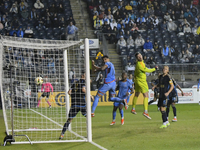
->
<box><xmin>35</xmin><ymin>77</ymin><xmax>43</xmax><ymax>85</ymax></box>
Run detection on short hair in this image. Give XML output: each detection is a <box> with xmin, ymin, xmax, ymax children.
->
<box><xmin>135</xmin><ymin>52</ymin><xmax>140</xmax><ymax>58</ymax></box>
<box><xmin>102</xmin><ymin>55</ymin><xmax>109</xmax><ymax>59</ymax></box>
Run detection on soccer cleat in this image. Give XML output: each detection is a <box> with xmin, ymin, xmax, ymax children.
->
<box><xmin>166</xmin><ymin>122</ymin><xmax>170</xmax><ymax>126</ymax></box>
<box><xmin>172</xmin><ymin>118</ymin><xmax>177</xmax><ymax>122</ymax></box>
<box><xmin>121</xmin><ymin>118</ymin><xmax>124</xmax><ymax>125</ymax></box>
<box><xmin>49</xmin><ymin>105</ymin><xmax>51</xmax><ymax>109</ymax></box>
<box><xmin>123</xmin><ymin>99</ymin><xmax>128</xmax><ymax>110</ymax></box>
<box><xmin>131</xmin><ymin>109</ymin><xmax>137</xmax><ymax>114</ymax></box>
<box><xmin>143</xmin><ymin>112</ymin><xmax>151</xmax><ymax>119</ymax></box>
<box><xmin>110</xmin><ymin>121</ymin><xmax>116</xmax><ymax>125</ymax></box>
<box><xmin>160</xmin><ymin>124</ymin><xmax>167</xmax><ymax>128</ymax></box>
<box><xmin>59</xmin><ymin>134</ymin><xmax>64</xmax><ymax>140</ymax></box>
<box><xmin>91</xmin><ymin>113</ymin><xmax>95</xmax><ymax>117</ymax></box>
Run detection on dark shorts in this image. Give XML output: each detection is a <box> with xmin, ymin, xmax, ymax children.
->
<box><xmin>167</xmin><ymin>96</ymin><xmax>178</xmax><ymax>105</ymax></box>
<box><xmin>154</xmin><ymin>89</ymin><xmax>159</xmax><ymax>99</ymax></box>
<box><xmin>41</xmin><ymin>92</ymin><xmax>50</xmax><ymax>98</ymax></box>
<box><xmin>157</xmin><ymin>97</ymin><xmax>168</xmax><ymax>107</ymax></box>
<box><xmin>68</xmin><ymin>106</ymin><xmax>86</xmax><ymax>118</ymax></box>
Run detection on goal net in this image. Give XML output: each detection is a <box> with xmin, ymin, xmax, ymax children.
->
<box><xmin>0</xmin><ymin>36</ymin><xmax>92</xmax><ymax>144</ymax></box>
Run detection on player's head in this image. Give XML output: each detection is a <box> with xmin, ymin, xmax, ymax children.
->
<box><xmin>129</xmin><ymin>74</ymin><xmax>133</xmax><ymax>79</ymax></box>
<box><xmin>122</xmin><ymin>72</ymin><xmax>127</xmax><ymax>80</ymax></box>
<box><xmin>44</xmin><ymin>76</ymin><xmax>48</xmax><ymax>82</ymax></box>
<box><xmin>163</xmin><ymin>66</ymin><xmax>169</xmax><ymax>74</ymax></box>
<box><xmin>102</xmin><ymin>55</ymin><xmax>109</xmax><ymax>63</ymax></box>
<box><xmin>135</xmin><ymin>52</ymin><xmax>143</xmax><ymax>61</ymax></box>
<box><xmin>81</xmin><ymin>71</ymin><xmax>85</xmax><ymax>79</ymax></box>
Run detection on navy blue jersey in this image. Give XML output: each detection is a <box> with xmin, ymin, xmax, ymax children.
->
<box><xmin>158</xmin><ymin>74</ymin><xmax>173</xmax><ymax>98</ymax></box>
<box><xmin>70</xmin><ymin>79</ymin><xmax>86</xmax><ymax>106</ymax></box>
<box><xmin>117</xmin><ymin>80</ymin><xmax>132</xmax><ymax>99</ymax></box>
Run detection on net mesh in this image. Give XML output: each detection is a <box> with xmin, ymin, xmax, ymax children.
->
<box><xmin>1</xmin><ymin>36</ymin><xmax>88</xmax><ymax>143</ymax></box>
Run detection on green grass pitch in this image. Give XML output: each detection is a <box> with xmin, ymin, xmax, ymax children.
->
<box><xmin>0</xmin><ymin>104</ymin><xmax>200</xmax><ymax>150</ymax></box>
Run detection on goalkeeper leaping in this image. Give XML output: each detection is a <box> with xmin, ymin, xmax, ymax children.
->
<box><xmin>131</xmin><ymin>52</ymin><xmax>158</xmax><ymax>119</ymax></box>
<box><xmin>36</xmin><ymin>77</ymin><xmax>53</xmax><ymax>108</ymax></box>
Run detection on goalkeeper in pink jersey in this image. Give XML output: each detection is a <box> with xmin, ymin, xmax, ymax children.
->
<box><xmin>37</xmin><ymin>78</ymin><xmax>54</xmax><ymax>108</ymax></box>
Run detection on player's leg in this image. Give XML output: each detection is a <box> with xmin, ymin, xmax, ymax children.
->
<box><xmin>143</xmin><ymin>91</ymin><xmax>151</xmax><ymax>119</ymax></box>
<box><xmin>91</xmin><ymin>84</ymin><xmax>109</xmax><ymax>116</ymax></box>
<box><xmin>166</xmin><ymin>98</ymin><xmax>171</xmax><ymax>120</ymax></box>
<box><xmin>59</xmin><ymin>107</ymin><xmax>79</xmax><ymax>139</ymax></box>
<box><xmin>131</xmin><ymin>92</ymin><xmax>139</xmax><ymax>114</ymax></box>
<box><xmin>119</xmin><ymin>104</ymin><xmax>124</xmax><ymax>125</ymax></box>
<box><xmin>159</xmin><ymin>99</ymin><xmax>170</xmax><ymax>128</ymax></box>
<box><xmin>131</xmin><ymin>82</ymin><xmax>140</xmax><ymax>114</ymax></box>
<box><xmin>171</xmin><ymin>101</ymin><xmax>177</xmax><ymax>122</ymax></box>
<box><xmin>81</xmin><ymin>106</ymin><xmax>87</xmax><ymax>117</ymax></box>
<box><xmin>37</xmin><ymin>93</ymin><xmax>45</xmax><ymax>108</ymax></box>
<box><xmin>110</xmin><ymin>105</ymin><xmax>118</xmax><ymax>125</ymax></box>
<box><xmin>45</xmin><ymin>93</ymin><xmax>51</xmax><ymax>108</ymax></box>
<box><xmin>127</xmin><ymin>94</ymin><xmax>131</xmax><ymax>104</ymax></box>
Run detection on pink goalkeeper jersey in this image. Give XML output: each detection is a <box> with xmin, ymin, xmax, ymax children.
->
<box><xmin>41</xmin><ymin>82</ymin><xmax>53</xmax><ymax>92</ymax></box>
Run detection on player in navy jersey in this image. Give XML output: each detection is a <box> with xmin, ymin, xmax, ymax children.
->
<box><xmin>127</xmin><ymin>74</ymin><xmax>134</xmax><ymax>104</ymax></box>
<box><xmin>91</xmin><ymin>55</ymin><xmax>128</xmax><ymax>117</ymax></box>
<box><xmin>152</xmin><ymin>66</ymin><xmax>174</xmax><ymax>128</ymax></box>
<box><xmin>110</xmin><ymin>72</ymin><xmax>134</xmax><ymax>125</ymax></box>
<box><xmin>166</xmin><ymin>77</ymin><xmax>184</xmax><ymax>122</ymax></box>
<box><xmin>59</xmin><ymin>72</ymin><xmax>94</xmax><ymax>139</ymax></box>
<box><xmin>148</xmin><ymin>73</ymin><xmax>160</xmax><ymax>106</ymax></box>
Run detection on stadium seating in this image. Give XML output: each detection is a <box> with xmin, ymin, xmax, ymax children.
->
<box><xmin>0</xmin><ymin>0</ymin><xmax>73</xmax><ymax>40</ymax></box>
<box><xmin>86</xmin><ymin>0</ymin><xmax>200</xmax><ymax>68</ymax></box>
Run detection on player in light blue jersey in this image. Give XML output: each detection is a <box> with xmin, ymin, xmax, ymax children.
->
<box><xmin>110</xmin><ymin>72</ymin><xmax>134</xmax><ymax>125</ymax></box>
<box><xmin>91</xmin><ymin>55</ymin><xmax>128</xmax><ymax>117</ymax></box>
<box><xmin>127</xmin><ymin>74</ymin><xmax>134</xmax><ymax>104</ymax></box>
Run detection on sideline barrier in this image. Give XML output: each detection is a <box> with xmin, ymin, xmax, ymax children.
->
<box><xmin>38</xmin><ymin>88</ymin><xmax>200</xmax><ymax>107</ymax></box>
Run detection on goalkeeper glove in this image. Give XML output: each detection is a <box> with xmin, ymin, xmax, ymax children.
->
<box><xmin>155</xmin><ymin>66</ymin><xmax>159</xmax><ymax>70</ymax></box>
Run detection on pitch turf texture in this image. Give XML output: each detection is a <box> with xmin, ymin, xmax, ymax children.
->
<box><xmin>0</xmin><ymin>104</ymin><xmax>200</xmax><ymax>150</ymax></box>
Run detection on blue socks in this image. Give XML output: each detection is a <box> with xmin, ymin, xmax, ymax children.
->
<box><xmin>109</xmin><ymin>97</ymin><xmax>123</xmax><ymax>102</ymax></box>
<box><xmin>120</xmin><ymin>109</ymin><xmax>124</xmax><ymax>118</ymax></box>
<box><xmin>92</xmin><ymin>95</ymin><xmax>100</xmax><ymax>113</ymax></box>
<box><xmin>113</xmin><ymin>111</ymin><xmax>116</xmax><ymax>121</ymax></box>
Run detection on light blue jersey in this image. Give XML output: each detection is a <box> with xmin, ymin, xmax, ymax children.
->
<box><xmin>105</xmin><ymin>62</ymin><xmax>115</xmax><ymax>83</ymax></box>
<box><xmin>117</xmin><ymin>80</ymin><xmax>133</xmax><ymax>99</ymax></box>
<box><xmin>127</xmin><ymin>78</ymin><xmax>134</xmax><ymax>93</ymax></box>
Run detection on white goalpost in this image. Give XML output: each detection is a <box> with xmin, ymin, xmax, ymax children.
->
<box><xmin>0</xmin><ymin>36</ymin><xmax>92</xmax><ymax>144</ymax></box>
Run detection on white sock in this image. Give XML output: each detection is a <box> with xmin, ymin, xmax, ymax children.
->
<box><xmin>174</xmin><ymin>116</ymin><xmax>176</xmax><ymax>119</ymax></box>
<box><xmin>132</xmin><ymin>108</ymin><xmax>135</xmax><ymax>110</ymax></box>
<box><xmin>144</xmin><ymin>110</ymin><xmax>148</xmax><ymax>113</ymax></box>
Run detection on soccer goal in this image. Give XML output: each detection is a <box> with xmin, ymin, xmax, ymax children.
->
<box><xmin>0</xmin><ymin>36</ymin><xmax>92</xmax><ymax>144</ymax></box>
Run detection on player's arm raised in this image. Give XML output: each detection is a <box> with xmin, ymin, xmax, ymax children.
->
<box><xmin>92</xmin><ymin>60</ymin><xmax>107</xmax><ymax>71</ymax></box>
<box><xmin>138</xmin><ymin>61</ymin><xmax>158</xmax><ymax>73</ymax></box>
